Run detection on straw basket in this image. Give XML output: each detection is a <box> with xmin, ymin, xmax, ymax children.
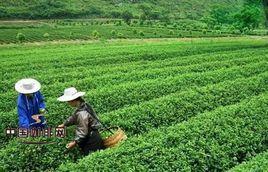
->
<box><xmin>100</xmin><ymin>126</ymin><xmax>127</xmax><ymax>148</ymax></box>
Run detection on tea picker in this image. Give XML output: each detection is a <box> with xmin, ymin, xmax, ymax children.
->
<box><xmin>15</xmin><ymin>78</ymin><xmax>48</xmax><ymax>129</ymax></box>
<box><xmin>57</xmin><ymin>87</ymin><xmax>127</xmax><ymax>156</ymax></box>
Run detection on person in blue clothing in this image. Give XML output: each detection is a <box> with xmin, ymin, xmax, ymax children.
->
<box><xmin>15</xmin><ymin>78</ymin><xmax>47</xmax><ymax>129</ymax></box>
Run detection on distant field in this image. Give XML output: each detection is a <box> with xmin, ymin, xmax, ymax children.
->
<box><xmin>1</xmin><ymin>19</ymin><xmax>267</xmax><ymax>44</ymax></box>
<box><xmin>0</xmin><ymin>37</ymin><xmax>267</xmax><ymax>171</ymax></box>
<box><xmin>1</xmin><ymin>19</ymin><xmax>268</xmax><ymax>45</ymax></box>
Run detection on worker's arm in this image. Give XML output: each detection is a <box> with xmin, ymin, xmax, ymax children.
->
<box><xmin>17</xmin><ymin>104</ymin><xmax>30</xmax><ymax>128</ymax></box>
<box><xmin>63</xmin><ymin>113</ymin><xmax>77</xmax><ymax>127</ymax></box>
<box><xmin>58</xmin><ymin>113</ymin><xmax>76</xmax><ymax>128</ymax></box>
<box><xmin>36</xmin><ymin>91</ymin><xmax>46</xmax><ymax>112</ymax></box>
<box><xmin>74</xmin><ymin>111</ymin><xmax>90</xmax><ymax>145</ymax></box>
<box><xmin>66</xmin><ymin>141</ymin><xmax>76</xmax><ymax>149</ymax></box>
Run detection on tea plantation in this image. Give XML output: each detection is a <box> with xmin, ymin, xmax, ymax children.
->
<box><xmin>0</xmin><ymin>37</ymin><xmax>267</xmax><ymax>171</ymax></box>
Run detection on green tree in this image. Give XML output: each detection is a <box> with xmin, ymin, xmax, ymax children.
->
<box><xmin>139</xmin><ymin>31</ymin><xmax>145</xmax><ymax>37</ymax></box>
<box><xmin>92</xmin><ymin>30</ymin><xmax>100</xmax><ymax>39</ymax></box>
<box><xmin>16</xmin><ymin>33</ymin><xmax>26</xmax><ymax>43</ymax></box>
<box><xmin>117</xmin><ymin>33</ymin><xmax>125</xmax><ymax>39</ymax></box>
<box><xmin>138</xmin><ymin>4</ymin><xmax>152</xmax><ymax>20</ymax></box>
<box><xmin>138</xmin><ymin>4</ymin><xmax>162</xmax><ymax>20</ymax></box>
<box><xmin>28</xmin><ymin>0</ymin><xmax>67</xmax><ymax>18</ymax></box>
<box><xmin>43</xmin><ymin>33</ymin><xmax>50</xmax><ymax>40</ymax></box>
<box><xmin>208</xmin><ymin>6</ymin><xmax>233</xmax><ymax>25</ymax></box>
<box><xmin>200</xmin><ymin>15</ymin><xmax>217</xmax><ymax>29</ymax></box>
<box><xmin>122</xmin><ymin>10</ymin><xmax>133</xmax><ymax>25</ymax></box>
<box><xmin>159</xmin><ymin>10</ymin><xmax>170</xmax><ymax>23</ymax></box>
<box><xmin>262</xmin><ymin>0</ymin><xmax>268</xmax><ymax>26</ymax></box>
<box><xmin>111</xmin><ymin>30</ymin><xmax>116</xmax><ymax>37</ymax></box>
<box><xmin>234</xmin><ymin>5</ymin><xmax>262</xmax><ymax>31</ymax></box>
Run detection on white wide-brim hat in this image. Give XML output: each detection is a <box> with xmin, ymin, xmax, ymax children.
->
<box><xmin>15</xmin><ymin>78</ymin><xmax>41</xmax><ymax>94</ymax></box>
<box><xmin>57</xmin><ymin>87</ymin><xmax>85</xmax><ymax>102</ymax></box>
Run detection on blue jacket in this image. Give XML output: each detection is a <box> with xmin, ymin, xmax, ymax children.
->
<box><xmin>17</xmin><ymin>91</ymin><xmax>47</xmax><ymax>128</ymax></box>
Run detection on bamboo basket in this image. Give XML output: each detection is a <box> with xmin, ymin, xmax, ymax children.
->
<box><xmin>100</xmin><ymin>126</ymin><xmax>127</xmax><ymax>148</ymax></box>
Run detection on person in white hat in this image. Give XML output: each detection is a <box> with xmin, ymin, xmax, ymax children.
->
<box><xmin>57</xmin><ymin>87</ymin><xmax>105</xmax><ymax>155</ymax></box>
<box><xmin>15</xmin><ymin>78</ymin><xmax>47</xmax><ymax>129</ymax></box>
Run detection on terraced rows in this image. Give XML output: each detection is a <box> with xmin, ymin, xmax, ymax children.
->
<box><xmin>2</xmin><ymin>47</ymin><xmax>267</xmax><ymax>92</ymax></box>
<box><xmin>0</xmin><ymin>51</ymin><xmax>266</xmax><ymax>143</ymax></box>
<box><xmin>0</xmin><ymin>37</ymin><xmax>267</xmax><ymax>171</ymax></box>
<box><xmin>1</xmin><ymin>38</ymin><xmax>268</xmax><ymax>76</ymax></box>
<box><xmin>1</xmin><ymin>54</ymin><xmax>267</xmax><ymax>112</ymax></box>
<box><xmin>2</xmin><ymin>46</ymin><xmax>267</xmax><ymax>88</ymax></box>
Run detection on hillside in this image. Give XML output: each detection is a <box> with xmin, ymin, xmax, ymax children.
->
<box><xmin>0</xmin><ymin>0</ymin><xmax>266</xmax><ymax>22</ymax></box>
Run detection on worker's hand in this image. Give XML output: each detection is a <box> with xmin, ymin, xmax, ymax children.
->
<box><xmin>66</xmin><ymin>141</ymin><xmax>76</xmax><ymax>149</ymax></box>
<box><xmin>39</xmin><ymin>108</ymin><xmax>46</xmax><ymax>114</ymax></box>
<box><xmin>58</xmin><ymin>124</ymin><xmax>64</xmax><ymax>128</ymax></box>
<box><xmin>32</xmin><ymin>114</ymin><xmax>42</xmax><ymax>124</ymax></box>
